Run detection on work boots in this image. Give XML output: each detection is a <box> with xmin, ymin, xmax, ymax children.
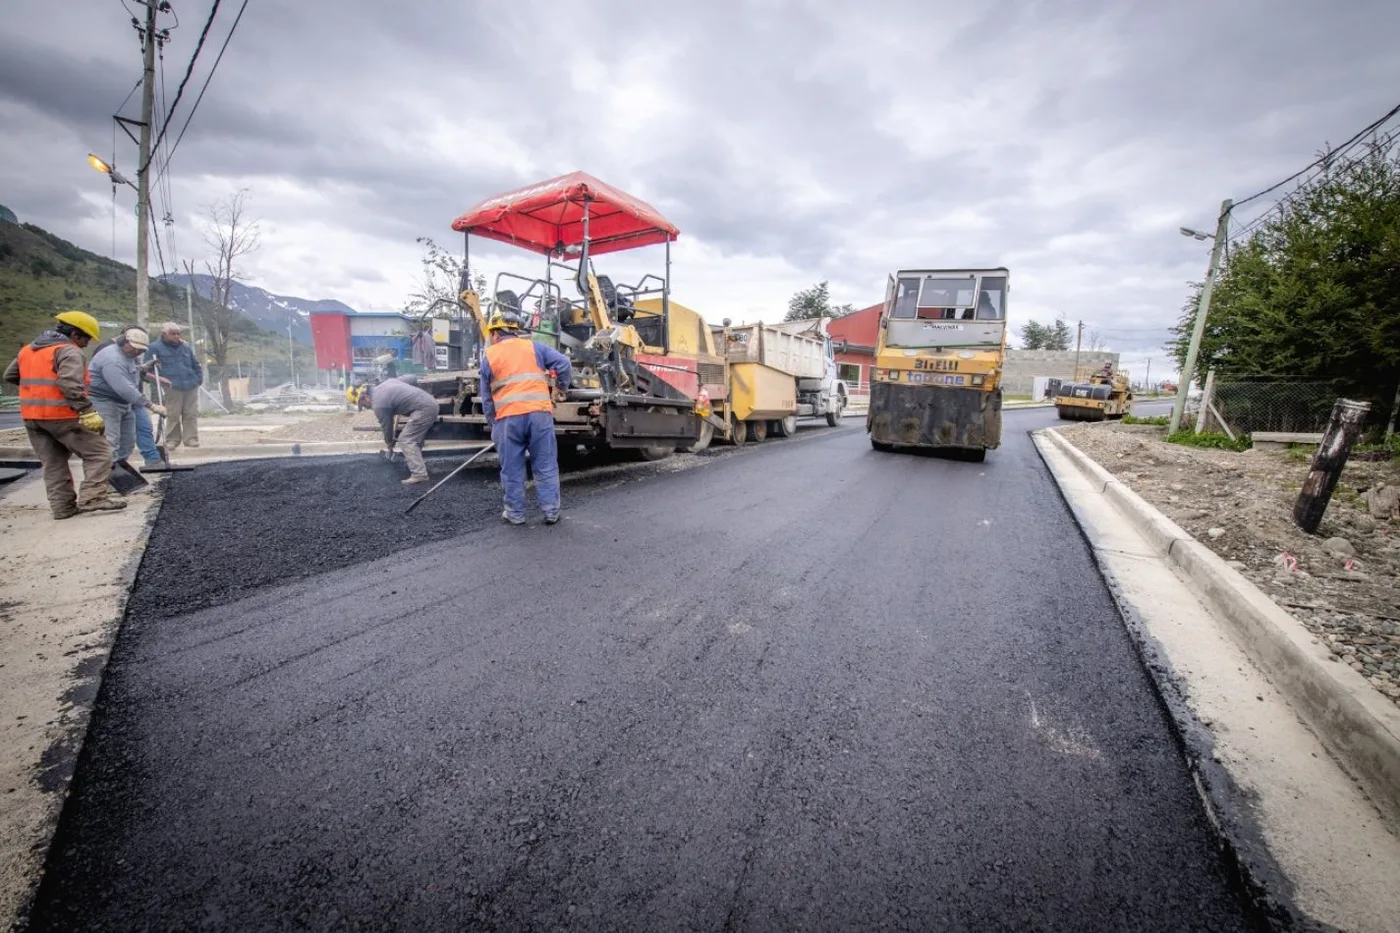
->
<box><xmin>78</xmin><ymin>496</ymin><xmax>128</xmax><ymax>514</ymax></box>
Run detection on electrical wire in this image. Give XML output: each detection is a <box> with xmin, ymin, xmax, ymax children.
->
<box><xmin>1228</xmin><ymin>127</ymin><xmax>1400</xmax><ymax>244</ymax></box>
<box><xmin>1231</xmin><ymin>100</ymin><xmax>1400</xmax><ymax>208</ymax></box>
<box><xmin>163</xmin><ymin>0</ymin><xmax>248</xmax><ymax>167</ymax></box>
<box><xmin>141</xmin><ymin>0</ymin><xmax>221</xmax><ymax>175</ymax></box>
<box><xmin>147</xmin><ymin>201</ymin><xmax>182</xmax><ymax>318</ymax></box>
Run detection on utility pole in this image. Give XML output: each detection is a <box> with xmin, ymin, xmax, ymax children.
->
<box><xmin>1073</xmin><ymin>320</ymin><xmax>1084</xmax><ymax>379</ymax></box>
<box><xmin>134</xmin><ymin>0</ymin><xmax>159</xmax><ymax>331</ymax></box>
<box><xmin>1144</xmin><ymin>358</ymin><xmax>1151</xmax><ymax>394</ymax></box>
<box><xmin>288</xmin><ymin>323</ymin><xmax>296</xmax><ymax>386</ymax></box>
<box><xmin>1170</xmin><ymin>198</ymin><xmax>1233</xmax><ymax>434</ymax></box>
<box><xmin>182</xmin><ymin>260</ymin><xmax>197</xmax><ymax>340</ymax></box>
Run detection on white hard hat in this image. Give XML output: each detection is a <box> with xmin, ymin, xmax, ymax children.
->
<box><xmin>122</xmin><ymin>327</ymin><xmax>150</xmax><ymax>350</ymax></box>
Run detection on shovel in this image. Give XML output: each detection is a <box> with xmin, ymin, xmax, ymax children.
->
<box><xmin>404</xmin><ymin>443</ymin><xmax>495</xmax><ymax>514</ymax></box>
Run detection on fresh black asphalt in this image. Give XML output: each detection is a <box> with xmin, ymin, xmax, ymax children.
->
<box><xmin>28</xmin><ymin>404</ymin><xmax>1256</xmax><ymax>932</ymax></box>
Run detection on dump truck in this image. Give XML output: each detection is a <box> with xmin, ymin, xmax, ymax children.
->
<box><xmin>867</xmin><ymin>267</ymin><xmax>1009</xmax><ymax>460</ymax></box>
<box><xmin>403</xmin><ymin>171</ymin><xmax>727</xmax><ymax>459</ymax></box>
<box><xmin>714</xmin><ymin>318</ymin><xmax>848</xmax><ymax>444</ymax></box>
<box><xmin>1055</xmin><ymin>367</ymin><xmax>1133</xmax><ymax>421</ymax></box>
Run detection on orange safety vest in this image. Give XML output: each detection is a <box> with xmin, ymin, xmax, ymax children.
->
<box><xmin>17</xmin><ymin>342</ymin><xmax>87</xmax><ymax>421</ymax></box>
<box><xmin>485</xmin><ymin>337</ymin><xmax>554</xmax><ymax>419</ymax></box>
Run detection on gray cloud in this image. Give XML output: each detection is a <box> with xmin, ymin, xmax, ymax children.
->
<box><xmin>3</xmin><ymin>0</ymin><xmax>1400</xmax><ymax>362</ymax></box>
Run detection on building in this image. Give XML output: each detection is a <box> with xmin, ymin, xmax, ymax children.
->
<box><xmin>309</xmin><ymin>310</ymin><xmax>430</xmax><ymax>379</ymax></box>
<box><xmin>825</xmin><ymin>303</ymin><xmax>1119</xmax><ymax>397</ymax></box>
<box><xmin>827</xmin><ymin>303</ymin><xmax>882</xmax><ymax>391</ymax></box>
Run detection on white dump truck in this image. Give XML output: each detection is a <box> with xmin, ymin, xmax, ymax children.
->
<box><xmin>714</xmin><ymin>317</ymin><xmax>848</xmax><ymax>444</ymax></box>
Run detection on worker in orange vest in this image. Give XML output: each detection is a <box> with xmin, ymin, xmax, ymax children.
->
<box><xmin>480</xmin><ymin>309</ymin><xmax>572</xmax><ymax>525</ymax></box>
<box><xmin>3</xmin><ymin>312</ymin><xmax>126</xmax><ymax>519</ymax></box>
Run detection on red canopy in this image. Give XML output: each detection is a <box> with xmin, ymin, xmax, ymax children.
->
<box><xmin>450</xmin><ymin>171</ymin><xmax>680</xmax><ymax>256</ymax></box>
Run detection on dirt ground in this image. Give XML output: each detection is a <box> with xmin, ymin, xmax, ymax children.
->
<box><xmin>1059</xmin><ymin>422</ymin><xmax>1400</xmax><ymax>707</ymax></box>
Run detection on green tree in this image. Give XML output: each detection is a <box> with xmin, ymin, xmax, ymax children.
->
<box><xmin>1047</xmin><ymin>315</ymin><xmax>1073</xmax><ymax>351</ymax></box>
<box><xmin>785</xmin><ymin>280</ymin><xmax>852</xmax><ymax>321</ymax></box>
<box><xmin>1169</xmin><ymin>140</ymin><xmax>1400</xmax><ymax>428</ymax></box>
<box><xmin>1020</xmin><ymin>320</ymin><xmax>1049</xmax><ymax>349</ymax></box>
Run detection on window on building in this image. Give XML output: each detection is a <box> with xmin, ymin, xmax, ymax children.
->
<box><xmin>837</xmin><ymin>363</ymin><xmax>862</xmax><ymax>385</ymax></box>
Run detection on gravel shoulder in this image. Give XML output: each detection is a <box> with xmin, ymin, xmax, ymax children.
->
<box><xmin>1059</xmin><ymin>422</ymin><xmax>1400</xmax><ymax>708</ymax></box>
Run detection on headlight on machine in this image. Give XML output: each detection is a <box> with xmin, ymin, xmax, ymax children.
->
<box><xmin>971</xmin><ymin>374</ymin><xmax>985</xmax><ymax>386</ymax></box>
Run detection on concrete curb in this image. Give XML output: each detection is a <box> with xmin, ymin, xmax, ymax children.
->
<box><xmin>1039</xmin><ymin>427</ymin><xmax>1400</xmax><ymax>825</ymax></box>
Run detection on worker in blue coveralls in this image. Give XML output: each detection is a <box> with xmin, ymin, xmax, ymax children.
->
<box><xmin>479</xmin><ymin>309</ymin><xmax>572</xmax><ymax>525</ymax></box>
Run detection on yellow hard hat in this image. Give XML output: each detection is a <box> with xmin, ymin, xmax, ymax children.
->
<box><xmin>486</xmin><ymin>310</ymin><xmax>526</xmax><ymax>333</ymax></box>
<box><xmin>54</xmin><ymin>310</ymin><xmax>101</xmax><ymax>340</ymax></box>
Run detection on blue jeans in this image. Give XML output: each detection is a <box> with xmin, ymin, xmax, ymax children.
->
<box><xmin>132</xmin><ymin>405</ymin><xmax>163</xmax><ymax>464</ymax></box>
<box><xmin>493</xmin><ymin>410</ymin><xmax>559</xmax><ymax>519</ymax></box>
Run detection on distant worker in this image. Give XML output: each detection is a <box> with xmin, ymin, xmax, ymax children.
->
<box><xmin>480</xmin><ymin>310</ymin><xmax>572</xmax><ymax>525</ymax></box>
<box><xmin>144</xmin><ymin>322</ymin><xmax>203</xmax><ymax>449</ymax></box>
<box><xmin>2</xmin><ymin>312</ymin><xmax>125</xmax><ymax>518</ymax></box>
<box><xmin>366</xmin><ymin>377</ymin><xmax>440</xmax><ymax>485</ymax></box>
<box><xmin>89</xmin><ymin>327</ymin><xmax>167</xmax><ymax>468</ymax></box>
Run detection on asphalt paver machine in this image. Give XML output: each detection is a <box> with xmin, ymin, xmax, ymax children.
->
<box><xmin>414</xmin><ymin>172</ymin><xmax>727</xmax><ymax>458</ymax></box>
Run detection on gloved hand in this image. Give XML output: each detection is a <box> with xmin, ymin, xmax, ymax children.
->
<box><xmin>78</xmin><ymin>410</ymin><xmax>104</xmax><ymax>433</ymax></box>
<box><xmin>149</xmin><ymin>403</ymin><xmax>167</xmax><ymax>416</ymax></box>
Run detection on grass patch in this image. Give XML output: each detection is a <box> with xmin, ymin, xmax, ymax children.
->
<box><xmin>1166</xmin><ymin>430</ymin><xmax>1252</xmax><ymax>452</ymax></box>
<box><xmin>1004</xmin><ymin>394</ymin><xmax>1033</xmax><ymax>402</ymax></box>
<box><xmin>1355</xmin><ymin>433</ymin><xmax>1400</xmax><ymax>457</ymax></box>
<box><xmin>1122</xmin><ymin>414</ymin><xmax>1169</xmax><ymax>426</ymax></box>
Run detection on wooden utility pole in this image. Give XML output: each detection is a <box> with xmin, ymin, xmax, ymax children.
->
<box><xmin>1293</xmin><ymin>399</ymin><xmax>1372</xmax><ymax>534</ymax></box>
<box><xmin>1073</xmin><ymin>320</ymin><xmax>1083</xmax><ymax>379</ymax></box>
<box><xmin>1170</xmin><ymin>198</ymin><xmax>1233</xmax><ymax>434</ymax></box>
<box><xmin>134</xmin><ymin>0</ymin><xmax>159</xmax><ymax>330</ymax></box>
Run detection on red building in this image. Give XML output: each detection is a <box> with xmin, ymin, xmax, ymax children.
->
<box><xmin>827</xmin><ymin>303</ymin><xmax>882</xmax><ymax>391</ymax></box>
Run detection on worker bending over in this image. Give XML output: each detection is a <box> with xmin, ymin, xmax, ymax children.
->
<box><xmin>367</xmin><ymin>376</ymin><xmax>440</xmax><ymax>485</ymax></box>
<box><xmin>480</xmin><ymin>310</ymin><xmax>572</xmax><ymax>525</ymax></box>
<box><xmin>2</xmin><ymin>312</ymin><xmax>126</xmax><ymax>518</ymax></box>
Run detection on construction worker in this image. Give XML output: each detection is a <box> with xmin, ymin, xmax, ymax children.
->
<box><xmin>89</xmin><ymin>327</ymin><xmax>167</xmax><ymax>468</ymax></box>
<box><xmin>365</xmin><ymin>377</ymin><xmax>440</xmax><ymax>485</ymax></box>
<box><xmin>2</xmin><ymin>312</ymin><xmax>125</xmax><ymax>518</ymax></box>
<box><xmin>144</xmin><ymin>322</ymin><xmax>203</xmax><ymax>449</ymax></box>
<box><xmin>480</xmin><ymin>309</ymin><xmax>572</xmax><ymax>525</ymax></box>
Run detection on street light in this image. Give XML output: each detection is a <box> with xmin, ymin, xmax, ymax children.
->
<box><xmin>87</xmin><ymin>153</ymin><xmax>136</xmax><ymax>190</ymax></box>
<box><xmin>1169</xmin><ymin>199</ymin><xmax>1234</xmax><ymax>434</ymax></box>
<box><xmin>87</xmin><ymin>152</ymin><xmax>149</xmax><ymax>329</ymax></box>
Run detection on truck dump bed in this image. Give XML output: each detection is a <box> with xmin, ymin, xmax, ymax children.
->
<box><xmin>719</xmin><ymin>323</ymin><xmax>826</xmax><ymax>380</ymax></box>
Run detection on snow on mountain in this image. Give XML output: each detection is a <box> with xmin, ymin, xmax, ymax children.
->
<box><xmin>161</xmin><ymin>273</ymin><xmax>357</xmax><ymax>342</ymax></box>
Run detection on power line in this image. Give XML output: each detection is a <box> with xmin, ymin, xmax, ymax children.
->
<box><xmin>1231</xmin><ymin>100</ymin><xmax>1400</xmax><ymax>208</ymax></box>
<box><xmin>1228</xmin><ymin>126</ymin><xmax>1400</xmax><ymax>244</ymax></box>
<box><xmin>163</xmin><ymin>0</ymin><xmax>248</xmax><ymax>168</ymax></box>
<box><xmin>142</xmin><ymin>0</ymin><xmax>222</xmax><ymax>175</ymax></box>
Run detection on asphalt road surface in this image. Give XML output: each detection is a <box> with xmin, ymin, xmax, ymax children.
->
<box><xmin>0</xmin><ymin>409</ymin><xmax>22</xmax><ymax>431</ymax></box>
<box><xmin>30</xmin><ymin>403</ymin><xmax>1256</xmax><ymax>932</ymax></box>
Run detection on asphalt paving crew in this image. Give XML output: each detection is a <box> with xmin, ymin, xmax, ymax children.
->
<box><xmin>144</xmin><ymin>322</ymin><xmax>203</xmax><ymax>449</ymax></box>
<box><xmin>366</xmin><ymin>376</ymin><xmax>440</xmax><ymax>485</ymax></box>
<box><xmin>89</xmin><ymin>327</ymin><xmax>167</xmax><ymax>469</ymax></box>
<box><xmin>2</xmin><ymin>311</ymin><xmax>126</xmax><ymax>518</ymax></box>
<box><xmin>480</xmin><ymin>309</ymin><xmax>572</xmax><ymax>525</ymax></box>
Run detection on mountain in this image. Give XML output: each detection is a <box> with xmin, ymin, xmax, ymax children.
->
<box><xmin>0</xmin><ymin>221</ymin><xmax>304</xmax><ymax>382</ymax></box>
<box><xmin>162</xmin><ymin>273</ymin><xmax>356</xmax><ymax>344</ymax></box>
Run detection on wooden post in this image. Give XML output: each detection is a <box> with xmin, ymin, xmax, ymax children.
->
<box><xmin>1194</xmin><ymin>368</ymin><xmax>1216</xmax><ymax>433</ymax></box>
<box><xmin>1293</xmin><ymin>399</ymin><xmax>1371</xmax><ymax>534</ymax></box>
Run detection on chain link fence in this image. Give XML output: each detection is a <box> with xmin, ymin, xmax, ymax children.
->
<box><xmin>1198</xmin><ymin>377</ymin><xmax>1341</xmax><ymax>436</ymax></box>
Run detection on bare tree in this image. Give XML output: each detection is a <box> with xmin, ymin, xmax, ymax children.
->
<box><xmin>1087</xmin><ymin>329</ymin><xmax>1105</xmax><ymax>352</ymax></box>
<box><xmin>198</xmin><ymin>189</ymin><xmax>261</xmax><ymax>405</ymax></box>
<box><xmin>404</xmin><ymin>236</ymin><xmax>486</xmax><ymax>317</ymax></box>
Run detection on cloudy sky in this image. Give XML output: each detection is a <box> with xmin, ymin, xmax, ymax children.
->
<box><xmin>3</xmin><ymin>0</ymin><xmax>1398</xmax><ymax>372</ymax></box>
